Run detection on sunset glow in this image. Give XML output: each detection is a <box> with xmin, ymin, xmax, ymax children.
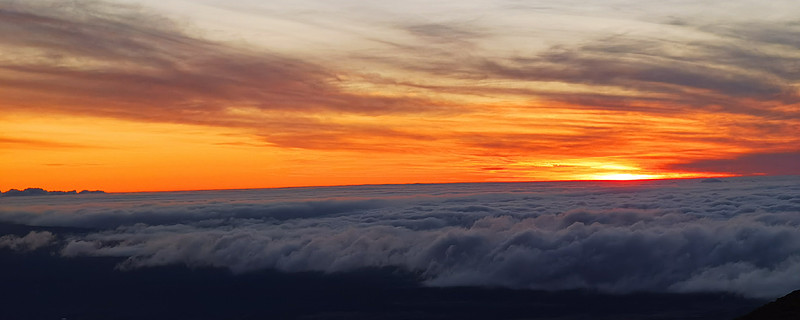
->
<box><xmin>590</xmin><ymin>174</ymin><xmax>660</xmax><ymax>181</ymax></box>
<box><xmin>1</xmin><ymin>0</ymin><xmax>799</xmax><ymax>192</ymax></box>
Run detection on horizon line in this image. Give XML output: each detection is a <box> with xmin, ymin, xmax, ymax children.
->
<box><xmin>10</xmin><ymin>174</ymin><xmax>797</xmax><ymax>195</ymax></box>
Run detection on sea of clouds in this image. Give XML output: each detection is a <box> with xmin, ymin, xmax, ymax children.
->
<box><xmin>1</xmin><ymin>176</ymin><xmax>799</xmax><ymax>298</ymax></box>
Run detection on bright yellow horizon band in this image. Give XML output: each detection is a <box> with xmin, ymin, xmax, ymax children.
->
<box><xmin>1</xmin><ymin>112</ymin><xmax>730</xmax><ymax>193</ymax></box>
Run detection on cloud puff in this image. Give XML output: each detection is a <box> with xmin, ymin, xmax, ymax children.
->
<box><xmin>3</xmin><ymin>176</ymin><xmax>800</xmax><ymax>298</ymax></box>
<box><xmin>0</xmin><ymin>231</ymin><xmax>55</xmax><ymax>251</ymax></box>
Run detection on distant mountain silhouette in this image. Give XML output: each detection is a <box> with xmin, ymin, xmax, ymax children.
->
<box><xmin>737</xmin><ymin>290</ymin><xmax>800</xmax><ymax>320</ymax></box>
<box><xmin>1</xmin><ymin>188</ymin><xmax>105</xmax><ymax>197</ymax></box>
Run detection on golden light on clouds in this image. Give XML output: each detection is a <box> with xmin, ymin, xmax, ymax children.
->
<box><xmin>589</xmin><ymin>174</ymin><xmax>658</xmax><ymax>181</ymax></box>
<box><xmin>1</xmin><ymin>0</ymin><xmax>799</xmax><ymax>192</ymax></box>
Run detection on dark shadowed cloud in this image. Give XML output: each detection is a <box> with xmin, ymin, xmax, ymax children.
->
<box><xmin>671</xmin><ymin>151</ymin><xmax>800</xmax><ymax>176</ymax></box>
<box><xmin>0</xmin><ymin>231</ymin><xmax>55</xmax><ymax>251</ymax></box>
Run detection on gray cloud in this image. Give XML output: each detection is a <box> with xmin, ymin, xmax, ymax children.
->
<box><xmin>671</xmin><ymin>151</ymin><xmax>800</xmax><ymax>176</ymax></box>
<box><xmin>0</xmin><ymin>231</ymin><xmax>55</xmax><ymax>251</ymax></box>
<box><xmin>3</xmin><ymin>176</ymin><xmax>800</xmax><ymax>298</ymax></box>
<box><xmin>403</xmin><ymin>22</ymin><xmax>487</xmax><ymax>47</ymax></box>
<box><xmin>471</xmin><ymin>36</ymin><xmax>798</xmax><ymax>119</ymax></box>
<box><xmin>368</xmin><ymin>18</ymin><xmax>800</xmax><ymax>121</ymax></box>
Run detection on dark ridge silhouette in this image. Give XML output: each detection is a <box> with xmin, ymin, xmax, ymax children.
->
<box><xmin>736</xmin><ymin>290</ymin><xmax>800</xmax><ymax>320</ymax></box>
<box><xmin>1</xmin><ymin>188</ymin><xmax>105</xmax><ymax>197</ymax></box>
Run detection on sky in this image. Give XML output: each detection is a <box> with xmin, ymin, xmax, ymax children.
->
<box><xmin>1</xmin><ymin>0</ymin><xmax>799</xmax><ymax>192</ymax></box>
<box><xmin>3</xmin><ymin>176</ymin><xmax>800</xmax><ymax>299</ymax></box>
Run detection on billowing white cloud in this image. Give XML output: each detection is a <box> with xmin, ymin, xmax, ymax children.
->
<box><xmin>2</xmin><ymin>176</ymin><xmax>800</xmax><ymax>298</ymax></box>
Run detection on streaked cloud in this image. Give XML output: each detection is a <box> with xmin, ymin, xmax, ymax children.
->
<box><xmin>0</xmin><ymin>1</ymin><xmax>449</xmax><ymax>120</ymax></box>
<box><xmin>1</xmin><ymin>0</ymin><xmax>798</xmax><ymax>190</ymax></box>
<box><xmin>672</xmin><ymin>151</ymin><xmax>800</xmax><ymax>176</ymax></box>
<box><xmin>0</xmin><ymin>137</ymin><xmax>93</xmax><ymax>149</ymax></box>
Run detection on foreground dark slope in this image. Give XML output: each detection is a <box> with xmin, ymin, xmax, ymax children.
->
<box><xmin>737</xmin><ymin>290</ymin><xmax>800</xmax><ymax>320</ymax></box>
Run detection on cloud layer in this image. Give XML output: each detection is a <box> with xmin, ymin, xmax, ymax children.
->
<box><xmin>2</xmin><ymin>176</ymin><xmax>799</xmax><ymax>298</ymax></box>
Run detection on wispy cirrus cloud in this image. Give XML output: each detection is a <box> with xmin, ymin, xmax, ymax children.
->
<box><xmin>1</xmin><ymin>0</ymin><xmax>798</xmax><ymax>181</ymax></box>
<box><xmin>374</xmin><ymin>21</ymin><xmax>800</xmax><ymax>118</ymax></box>
<box><xmin>0</xmin><ymin>0</ymin><xmax>449</xmax><ymax>147</ymax></box>
<box><xmin>0</xmin><ymin>137</ymin><xmax>93</xmax><ymax>149</ymax></box>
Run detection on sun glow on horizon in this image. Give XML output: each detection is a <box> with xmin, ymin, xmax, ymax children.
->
<box><xmin>589</xmin><ymin>173</ymin><xmax>661</xmax><ymax>181</ymax></box>
<box><xmin>0</xmin><ymin>110</ymin><xmax>772</xmax><ymax>192</ymax></box>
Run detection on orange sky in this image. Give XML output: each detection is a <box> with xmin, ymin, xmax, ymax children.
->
<box><xmin>1</xmin><ymin>1</ymin><xmax>799</xmax><ymax>192</ymax></box>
